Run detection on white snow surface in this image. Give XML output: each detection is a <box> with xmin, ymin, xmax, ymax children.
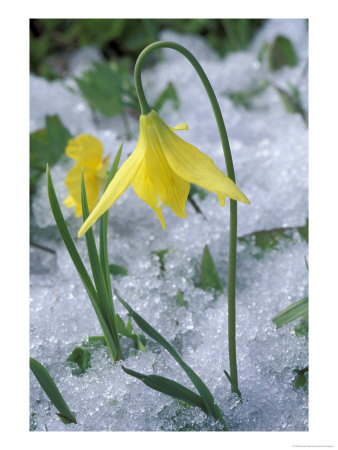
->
<box><xmin>30</xmin><ymin>19</ymin><xmax>308</xmax><ymax>431</ymax></box>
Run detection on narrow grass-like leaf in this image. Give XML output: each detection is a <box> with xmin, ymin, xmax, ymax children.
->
<box><xmin>223</xmin><ymin>369</ymin><xmax>242</xmax><ymax>399</ymax></box>
<box><xmin>47</xmin><ymin>166</ymin><xmax>119</xmax><ymax>361</ymax></box>
<box><xmin>99</xmin><ymin>142</ymin><xmax>123</xmax><ymax>287</ymax></box>
<box><xmin>272</xmin><ymin>296</ymin><xmax>308</xmax><ymax>329</ymax></box>
<box><xmin>81</xmin><ymin>172</ymin><xmax>122</xmax><ymax>361</ymax></box>
<box><xmin>176</xmin><ymin>290</ymin><xmax>187</xmax><ymax>307</ymax></box>
<box><xmin>115</xmin><ymin>314</ymin><xmax>146</xmax><ymax>352</ymax></box>
<box><xmin>46</xmin><ymin>165</ymin><xmax>96</xmax><ymax>301</ymax></box>
<box><xmin>152</xmin><ymin>249</ymin><xmax>169</xmax><ymax>272</ymax></box>
<box><xmin>30</xmin><ymin>357</ymin><xmax>76</xmax><ymax>424</ymax></box>
<box><xmin>122</xmin><ymin>366</ymin><xmax>208</xmax><ymax>413</ymax></box>
<box><xmin>117</xmin><ymin>295</ymin><xmax>227</xmax><ymax>429</ymax></box>
<box><xmin>201</xmin><ymin>245</ymin><xmax>224</xmax><ymax>293</ymax></box>
<box><xmin>98</xmin><ymin>143</ymin><xmax>123</xmax><ymax>357</ymax></box>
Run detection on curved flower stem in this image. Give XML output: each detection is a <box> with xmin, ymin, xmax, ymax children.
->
<box><xmin>134</xmin><ymin>41</ymin><xmax>239</xmax><ymax>392</ymax></box>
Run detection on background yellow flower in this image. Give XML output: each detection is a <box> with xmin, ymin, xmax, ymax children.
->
<box><xmin>64</xmin><ymin>134</ymin><xmax>109</xmax><ymax>217</ymax></box>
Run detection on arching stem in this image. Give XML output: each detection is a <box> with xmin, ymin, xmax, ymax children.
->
<box><xmin>134</xmin><ymin>41</ymin><xmax>239</xmax><ymax>392</ymax></box>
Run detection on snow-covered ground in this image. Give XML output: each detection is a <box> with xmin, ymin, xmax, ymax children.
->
<box><xmin>30</xmin><ymin>19</ymin><xmax>308</xmax><ymax>431</ymax></box>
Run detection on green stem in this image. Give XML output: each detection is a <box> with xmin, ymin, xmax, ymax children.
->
<box><xmin>134</xmin><ymin>41</ymin><xmax>239</xmax><ymax>392</ymax></box>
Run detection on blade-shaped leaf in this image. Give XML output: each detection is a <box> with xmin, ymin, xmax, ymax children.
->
<box><xmin>46</xmin><ymin>165</ymin><xmax>96</xmax><ymax>301</ymax></box>
<box><xmin>223</xmin><ymin>369</ymin><xmax>242</xmax><ymax>399</ymax></box>
<box><xmin>117</xmin><ymin>295</ymin><xmax>227</xmax><ymax>429</ymax></box>
<box><xmin>272</xmin><ymin>296</ymin><xmax>308</xmax><ymax>329</ymax></box>
<box><xmin>30</xmin><ymin>357</ymin><xmax>76</xmax><ymax>424</ymax></box>
<box><xmin>47</xmin><ymin>166</ymin><xmax>119</xmax><ymax>361</ymax></box>
<box><xmin>122</xmin><ymin>366</ymin><xmax>207</xmax><ymax>413</ymax></box>
<box><xmin>81</xmin><ymin>172</ymin><xmax>122</xmax><ymax>361</ymax></box>
<box><xmin>201</xmin><ymin>245</ymin><xmax>224</xmax><ymax>293</ymax></box>
<box><xmin>99</xmin><ymin>142</ymin><xmax>123</xmax><ymax>286</ymax></box>
<box><xmin>98</xmin><ymin>143</ymin><xmax>124</xmax><ymax>355</ymax></box>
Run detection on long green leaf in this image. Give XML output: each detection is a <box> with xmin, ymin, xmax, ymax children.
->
<box><xmin>122</xmin><ymin>366</ymin><xmax>208</xmax><ymax>413</ymax></box>
<box><xmin>47</xmin><ymin>166</ymin><xmax>118</xmax><ymax>361</ymax></box>
<box><xmin>117</xmin><ymin>295</ymin><xmax>227</xmax><ymax>429</ymax></box>
<box><xmin>46</xmin><ymin>165</ymin><xmax>96</xmax><ymax>301</ymax></box>
<box><xmin>99</xmin><ymin>142</ymin><xmax>123</xmax><ymax>289</ymax></box>
<box><xmin>98</xmin><ymin>144</ymin><xmax>124</xmax><ymax>357</ymax></box>
<box><xmin>272</xmin><ymin>296</ymin><xmax>308</xmax><ymax>329</ymax></box>
<box><xmin>201</xmin><ymin>245</ymin><xmax>224</xmax><ymax>293</ymax></box>
<box><xmin>30</xmin><ymin>357</ymin><xmax>76</xmax><ymax>424</ymax></box>
<box><xmin>223</xmin><ymin>369</ymin><xmax>242</xmax><ymax>399</ymax></box>
<box><xmin>81</xmin><ymin>172</ymin><xmax>122</xmax><ymax>361</ymax></box>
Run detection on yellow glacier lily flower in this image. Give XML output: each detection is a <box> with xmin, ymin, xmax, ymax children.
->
<box><xmin>78</xmin><ymin>110</ymin><xmax>250</xmax><ymax>237</ymax></box>
<box><xmin>64</xmin><ymin>134</ymin><xmax>109</xmax><ymax>217</ymax></box>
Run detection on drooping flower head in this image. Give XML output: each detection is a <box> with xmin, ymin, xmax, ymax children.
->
<box><xmin>78</xmin><ymin>110</ymin><xmax>250</xmax><ymax>237</ymax></box>
<box><xmin>64</xmin><ymin>134</ymin><xmax>109</xmax><ymax>217</ymax></box>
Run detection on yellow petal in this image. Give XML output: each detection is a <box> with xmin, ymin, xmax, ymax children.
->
<box><xmin>142</xmin><ymin>115</ymin><xmax>190</xmax><ymax>218</ymax></box>
<box><xmin>64</xmin><ymin>163</ymin><xmax>100</xmax><ymax>216</ymax></box>
<box><xmin>157</xmin><ymin>126</ymin><xmax>250</xmax><ymax>204</ymax></box>
<box><xmin>217</xmin><ymin>194</ymin><xmax>225</xmax><ymax>207</ymax></box>
<box><xmin>171</xmin><ymin>122</ymin><xmax>189</xmax><ymax>131</ymax></box>
<box><xmin>78</xmin><ymin>146</ymin><xmax>143</xmax><ymax>237</ymax></box>
<box><xmin>132</xmin><ymin>160</ymin><xmax>166</xmax><ymax>229</ymax></box>
<box><xmin>64</xmin><ymin>194</ymin><xmax>81</xmax><ymax>217</ymax></box>
<box><xmin>66</xmin><ymin>135</ymin><xmax>103</xmax><ymax>170</ymax></box>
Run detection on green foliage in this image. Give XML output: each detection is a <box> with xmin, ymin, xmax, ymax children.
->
<box><xmin>75</xmin><ymin>62</ymin><xmax>181</xmax><ymax>121</ymax></box>
<box><xmin>75</xmin><ymin>62</ymin><xmax>133</xmax><ymax>117</ymax></box>
<box><xmin>46</xmin><ymin>145</ymin><xmax>124</xmax><ymax>363</ymax></box>
<box><xmin>109</xmin><ymin>264</ymin><xmax>129</xmax><ymax>277</ymax></box>
<box><xmin>239</xmin><ymin>219</ymin><xmax>308</xmax><ymax>258</ymax></box>
<box><xmin>153</xmin><ymin>249</ymin><xmax>169</xmax><ymax>272</ymax></box>
<box><xmin>206</xmin><ymin>19</ymin><xmax>264</xmax><ymax>56</ymax></box>
<box><xmin>118</xmin><ymin>295</ymin><xmax>228</xmax><ymax>430</ymax></box>
<box><xmin>30</xmin><ymin>357</ymin><xmax>77</xmax><ymax>424</ymax></box>
<box><xmin>86</xmin><ymin>336</ymin><xmax>107</xmax><ymax>346</ymax></box>
<box><xmin>153</xmin><ymin>82</ymin><xmax>179</xmax><ymax>111</ymax></box>
<box><xmin>298</xmin><ymin>218</ymin><xmax>309</xmax><ymax>243</ymax></box>
<box><xmin>268</xmin><ymin>36</ymin><xmax>298</xmax><ymax>71</ymax></box>
<box><xmin>30</xmin><ymin>19</ymin><xmax>264</xmax><ymax>79</ymax></box>
<box><xmin>30</xmin><ymin>115</ymin><xmax>71</xmax><ymax>195</ymax></box>
<box><xmin>30</xmin><ymin>413</ymin><xmax>37</xmax><ymax>431</ymax></box>
<box><xmin>176</xmin><ymin>290</ymin><xmax>188</xmax><ymax>307</ymax></box>
<box><xmin>294</xmin><ymin>315</ymin><xmax>308</xmax><ymax>336</ymax></box>
<box><xmin>80</xmin><ymin>168</ymin><xmax>122</xmax><ymax>361</ymax></box>
<box><xmin>224</xmin><ymin>81</ymin><xmax>269</xmax><ymax>110</ymax></box>
<box><xmin>201</xmin><ymin>245</ymin><xmax>224</xmax><ymax>293</ymax></box>
<box><xmin>274</xmin><ymin>83</ymin><xmax>308</xmax><ymax>126</ymax></box>
<box><xmin>223</xmin><ymin>370</ymin><xmax>242</xmax><ymax>399</ymax></box>
<box><xmin>115</xmin><ymin>314</ymin><xmax>146</xmax><ymax>352</ymax></box>
<box><xmin>122</xmin><ymin>366</ymin><xmax>208</xmax><ymax>413</ymax></box>
<box><xmin>293</xmin><ymin>367</ymin><xmax>308</xmax><ymax>390</ymax></box>
<box><xmin>66</xmin><ymin>347</ymin><xmax>92</xmax><ymax>375</ymax></box>
<box><xmin>272</xmin><ymin>296</ymin><xmax>308</xmax><ymax>329</ymax></box>
<box><xmin>242</xmin><ymin>228</ymin><xmax>292</xmax><ymax>253</ymax></box>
